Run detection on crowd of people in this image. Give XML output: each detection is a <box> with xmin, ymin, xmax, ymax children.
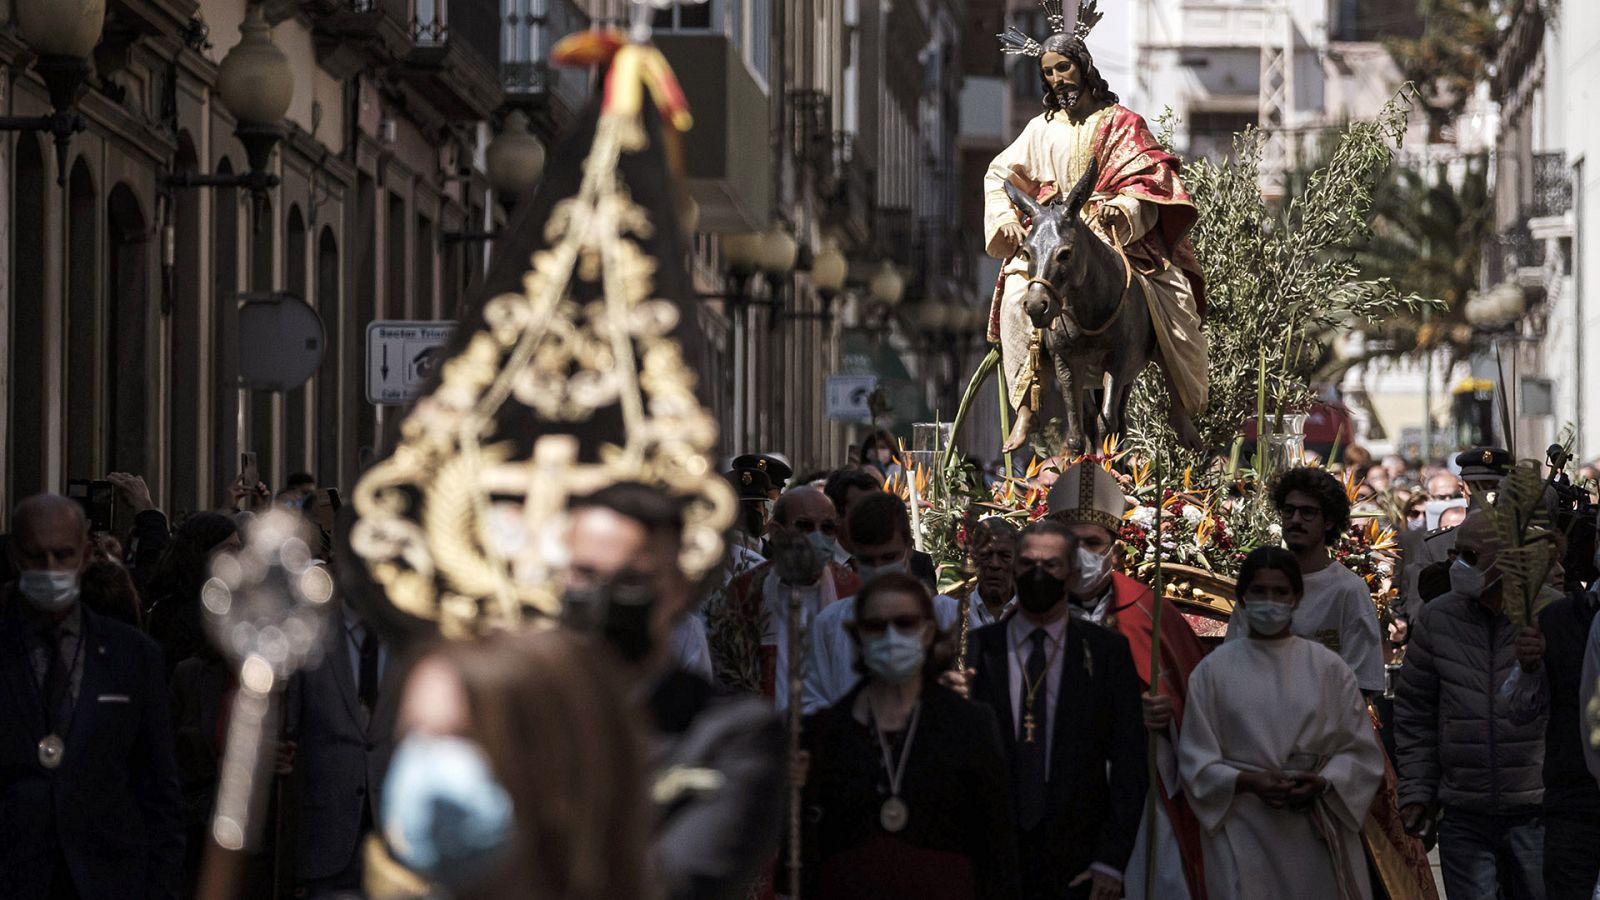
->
<box><xmin>2</xmin><ymin>441</ymin><xmax>1598</xmax><ymax>900</ymax></box>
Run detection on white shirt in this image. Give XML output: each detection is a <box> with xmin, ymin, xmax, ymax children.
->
<box><xmin>1007</xmin><ymin>612</ymin><xmax>1069</xmax><ymax>774</ymax></box>
<box><xmin>1225</xmin><ymin>560</ymin><xmax>1385</xmax><ymax>694</ymax></box>
<box><xmin>673</xmin><ymin>613</ymin><xmax>714</xmax><ymax>680</ymax></box>
<box><xmin>763</xmin><ymin>567</ymin><xmax>845</xmax><ymax>712</ymax></box>
<box><xmin>801</xmin><ymin>593</ymin><xmax>962</xmax><ymax>714</ymax></box>
<box><xmin>970</xmin><ymin>589</ymin><xmax>1017</xmax><ymax>630</ymax></box>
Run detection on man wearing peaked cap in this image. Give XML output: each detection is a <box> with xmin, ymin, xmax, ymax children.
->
<box><xmin>731</xmin><ymin>454</ymin><xmax>791</xmax><ymax>499</ymax></box>
<box><xmin>1047</xmin><ymin>461</ymin><xmax>1209</xmax><ymax>900</ymax></box>
<box><xmin>1456</xmin><ymin>447</ymin><xmax>1511</xmax><ymax>499</ymax></box>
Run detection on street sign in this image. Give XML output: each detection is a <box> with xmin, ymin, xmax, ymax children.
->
<box><xmin>366</xmin><ymin>320</ymin><xmax>458</xmax><ymax>406</ymax></box>
<box><xmin>238</xmin><ymin>293</ymin><xmax>325</xmax><ymax>392</ymax></box>
<box><xmin>825</xmin><ymin>374</ymin><xmax>878</xmax><ymax>423</ymax></box>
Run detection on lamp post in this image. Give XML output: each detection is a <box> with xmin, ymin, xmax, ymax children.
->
<box><xmin>0</xmin><ymin>0</ymin><xmax>105</xmax><ymax>186</ymax></box>
<box><xmin>443</xmin><ymin>111</ymin><xmax>548</xmax><ymax>245</ymax></box>
<box><xmin>164</xmin><ymin>4</ymin><xmax>293</xmax><ymax>232</ymax></box>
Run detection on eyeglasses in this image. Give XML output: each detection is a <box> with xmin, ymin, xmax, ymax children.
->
<box><xmin>1278</xmin><ymin>503</ymin><xmax>1323</xmax><ymax>522</ymax></box>
<box><xmin>857</xmin><ymin>615</ymin><xmax>926</xmax><ymax>636</ymax></box>
<box><xmin>1457</xmin><ymin>548</ymin><xmax>1480</xmax><ymax>566</ymax></box>
<box><xmin>789</xmin><ymin>517</ymin><xmax>838</xmax><ymax>536</ymax></box>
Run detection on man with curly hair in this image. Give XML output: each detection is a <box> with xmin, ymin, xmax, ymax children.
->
<box><xmin>1226</xmin><ymin>466</ymin><xmax>1384</xmax><ymax>696</ymax></box>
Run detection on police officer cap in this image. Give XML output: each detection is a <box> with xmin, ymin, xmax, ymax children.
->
<box><xmin>1455</xmin><ymin>447</ymin><xmax>1511</xmax><ymax>481</ymax></box>
<box><xmin>730</xmin><ymin>453</ymin><xmax>792</xmax><ymax>488</ymax></box>
<box><xmin>726</xmin><ymin>467</ymin><xmax>772</xmax><ymax>500</ymax></box>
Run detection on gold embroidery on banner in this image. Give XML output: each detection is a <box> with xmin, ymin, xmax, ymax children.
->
<box><xmin>350</xmin><ymin>110</ymin><xmax>736</xmax><ymax>638</ymax></box>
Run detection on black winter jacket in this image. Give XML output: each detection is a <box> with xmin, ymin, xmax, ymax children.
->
<box><xmin>1395</xmin><ymin>590</ymin><xmax>1546</xmax><ymax>813</ymax></box>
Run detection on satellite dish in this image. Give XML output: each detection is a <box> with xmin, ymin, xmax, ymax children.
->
<box><xmin>238</xmin><ymin>293</ymin><xmax>325</xmax><ymax>391</ymax></box>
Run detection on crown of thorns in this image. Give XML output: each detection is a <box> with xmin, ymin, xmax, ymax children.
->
<box><xmin>997</xmin><ymin>0</ymin><xmax>1102</xmax><ymax>58</ymax></box>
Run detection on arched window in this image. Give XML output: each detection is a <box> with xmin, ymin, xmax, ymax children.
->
<box><xmin>285</xmin><ymin>205</ymin><xmax>308</xmax><ymax>476</ymax></box>
<box><xmin>9</xmin><ymin>135</ymin><xmax>47</xmax><ymax>501</ymax></box>
<box><xmin>107</xmin><ymin>184</ymin><xmax>151</xmax><ymax>479</ymax></box>
<box><xmin>169</xmin><ymin>132</ymin><xmax>203</xmax><ymax>514</ymax></box>
<box><xmin>249</xmin><ymin>196</ymin><xmax>275</xmax><ymax>486</ymax></box>
<box><xmin>213</xmin><ymin>158</ymin><xmax>241</xmax><ymax>497</ymax></box>
<box><xmin>66</xmin><ymin>160</ymin><xmax>98</xmax><ymax>481</ymax></box>
<box><xmin>316</xmin><ymin>227</ymin><xmax>341</xmax><ymax>485</ymax></box>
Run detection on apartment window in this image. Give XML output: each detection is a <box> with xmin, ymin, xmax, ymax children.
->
<box><xmin>1187</xmin><ymin>110</ymin><xmax>1257</xmax><ymax>164</ymax></box>
<box><xmin>652</xmin><ymin>1</ymin><xmax>713</xmax><ymax>30</ymax></box>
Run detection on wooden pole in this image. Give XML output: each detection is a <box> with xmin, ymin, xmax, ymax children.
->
<box><xmin>1144</xmin><ymin>467</ymin><xmax>1166</xmax><ymax>900</ymax></box>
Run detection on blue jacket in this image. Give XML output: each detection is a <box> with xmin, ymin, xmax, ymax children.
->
<box><xmin>0</xmin><ymin>600</ymin><xmax>184</xmax><ymax>899</ymax></box>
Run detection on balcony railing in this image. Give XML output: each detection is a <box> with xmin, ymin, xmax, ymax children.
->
<box><xmin>1529</xmin><ymin>151</ymin><xmax>1572</xmax><ymax>219</ymax></box>
<box><xmin>1486</xmin><ymin>225</ymin><xmax>1545</xmax><ymax>285</ymax></box>
<box><xmin>501</xmin><ymin>0</ymin><xmax>591</xmax><ymax>104</ymax></box>
<box><xmin>412</xmin><ymin>0</ymin><xmax>500</xmax><ymax>63</ymax></box>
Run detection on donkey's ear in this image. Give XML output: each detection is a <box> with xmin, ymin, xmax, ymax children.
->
<box><xmin>1062</xmin><ymin>159</ymin><xmax>1100</xmax><ymax>216</ymax></box>
<box><xmin>1004</xmin><ymin>180</ymin><xmax>1043</xmax><ymax>219</ymax></box>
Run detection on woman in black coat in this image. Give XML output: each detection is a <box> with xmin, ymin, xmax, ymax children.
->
<box><xmin>799</xmin><ymin>572</ymin><xmax>1020</xmax><ymax>900</ymax></box>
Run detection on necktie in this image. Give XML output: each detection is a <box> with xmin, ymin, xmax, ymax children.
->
<box><xmin>358</xmin><ymin>626</ymin><xmax>380</xmax><ymax>711</ymax></box>
<box><xmin>1017</xmin><ymin>628</ymin><xmax>1048</xmax><ymax>831</ymax></box>
<box><xmin>40</xmin><ymin>626</ymin><xmax>69</xmax><ymax>732</ymax></box>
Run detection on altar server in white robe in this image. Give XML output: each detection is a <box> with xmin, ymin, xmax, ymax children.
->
<box><xmin>1180</xmin><ymin>546</ymin><xmax>1386</xmax><ymax>900</ymax></box>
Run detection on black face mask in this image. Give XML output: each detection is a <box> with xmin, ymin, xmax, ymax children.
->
<box><xmin>1016</xmin><ymin>564</ymin><xmax>1066</xmax><ymax>615</ymax></box>
<box><xmin>561</xmin><ymin>571</ymin><xmax>656</xmax><ymax>664</ymax></box>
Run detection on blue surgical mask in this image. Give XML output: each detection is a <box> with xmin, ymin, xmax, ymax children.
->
<box><xmin>1449</xmin><ymin>558</ymin><xmax>1486</xmax><ymax>599</ymax></box>
<box><xmin>1244</xmin><ymin>600</ymin><xmax>1295</xmax><ymax>636</ymax></box>
<box><xmin>861</xmin><ymin>625</ymin><xmax>926</xmax><ymax>683</ymax></box>
<box><xmin>807</xmin><ymin>530</ymin><xmax>838</xmax><ymax>567</ymax></box>
<box><xmin>18</xmin><ymin>570</ymin><xmax>80</xmax><ymax>614</ymax></box>
<box><xmin>381</xmin><ymin>734</ymin><xmax>513</xmax><ymax>887</ymax></box>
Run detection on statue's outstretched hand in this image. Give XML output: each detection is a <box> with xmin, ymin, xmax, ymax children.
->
<box><xmin>999</xmin><ymin>222</ymin><xmax>1027</xmax><ymax>256</ymax></box>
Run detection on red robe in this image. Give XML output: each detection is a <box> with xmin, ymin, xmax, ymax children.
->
<box><xmin>1089</xmin><ymin>106</ymin><xmax>1207</xmax><ymax>314</ymax></box>
<box><xmin>1102</xmin><ymin>571</ymin><xmax>1210</xmax><ymax>900</ymax></box>
<box><xmin>711</xmin><ymin>560</ymin><xmax>861</xmax><ymax>700</ymax></box>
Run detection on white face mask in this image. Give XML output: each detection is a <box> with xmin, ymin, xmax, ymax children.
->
<box><xmin>18</xmin><ymin>569</ymin><xmax>81</xmax><ymax>614</ymax></box>
<box><xmin>1243</xmin><ymin>599</ymin><xmax>1295</xmax><ymax>636</ymax></box>
<box><xmin>856</xmin><ymin>557</ymin><xmax>909</xmax><ymax>584</ymax></box>
<box><xmin>1070</xmin><ymin>546</ymin><xmax>1113</xmax><ymax>596</ymax></box>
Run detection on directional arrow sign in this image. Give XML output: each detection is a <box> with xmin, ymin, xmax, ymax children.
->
<box><xmin>366</xmin><ymin>320</ymin><xmax>458</xmax><ymax>406</ymax></box>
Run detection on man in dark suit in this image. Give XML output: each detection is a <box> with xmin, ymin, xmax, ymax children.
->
<box><xmin>1</xmin><ymin>493</ymin><xmax>183</xmax><ymax>899</ymax></box>
<box><xmin>970</xmin><ymin>519</ymin><xmax>1146</xmax><ymax>900</ymax></box>
<box><xmin>563</xmin><ymin>483</ymin><xmax>785</xmax><ymax>900</ymax></box>
<box><xmin>283</xmin><ymin>598</ymin><xmax>401</xmax><ymax>897</ymax></box>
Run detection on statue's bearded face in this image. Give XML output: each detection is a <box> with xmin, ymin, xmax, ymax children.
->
<box><xmin>1040</xmin><ymin>51</ymin><xmax>1083</xmax><ymax>113</ymax></box>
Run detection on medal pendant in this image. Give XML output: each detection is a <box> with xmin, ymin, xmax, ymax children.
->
<box><xmin>1023</xmin><ymin>712</ymin><xmax>1037</xmax><ymax>744</ymax></box>
<box><xmin>38</xmin><ymin>734</ymin><xmax>64</xmax><ymax>770</ymax></box>
<box><xmin>880</xmin><ymin>796</ymin><xmax>909</xmax><ymax>832</ymax></box>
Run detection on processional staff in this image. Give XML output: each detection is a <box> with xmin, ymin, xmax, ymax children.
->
<box><xmin>196</xmin><ymin>510</ymin><xmax>336</xmax><ymax>900</ymax></box>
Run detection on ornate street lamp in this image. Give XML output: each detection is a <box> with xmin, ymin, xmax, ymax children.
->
<box><xmin>869</xmin><ymin>261</ymin><xmax>905</xmax><ymax>307</ymax></box>
<box><xmin>444</xmin><ymin>112</ymin><xmax>547</xmax><ymax>244</ymax></box>
<box><xmin>0</xmin><ymin>0</ymin><xmax>105</xmax><ymax>185</ymax></box>
<box><xmin>485</xmin><ymin>111</ymin><xmax>546</xmax><ymax>196</ymax></box>
<box><xmin>756</xmin><ymin>224</ymin><xmax>798</xmax><ymax>277</ymax></box>
<box><xmin>166</xmin><ymin>4</ymin><xmax>294</xmax><ymax>229</ymax></box>
<box><xmin>810</xmin><ymin>242</ymin><xmax>849</xmax><ymax>297</ymax></box>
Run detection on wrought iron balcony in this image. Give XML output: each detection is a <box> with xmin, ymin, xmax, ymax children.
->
<box><xmin>501</xmin><ymin>0</ymin><xmax>591</xmax><ymax>117</ymax></box>
<box><xmin>401</xmin><ymin>0</ymin><xmax>504</xmax><ymax>120</ymax></box>
<box><xmin>822</xmin><ymin>132</ymin><xmax>876</xmax><ymax>246</ymax></box>
<box><xmin>308</xmin><ymin>0</ymin><xmax>414</xmax><ymax>78</ymax></box>
<box><xmin>1529</xmin><ymin>151</ymin><xmax>1572</xmax><ymax>219</ymax></box>
<box><xmin>1486</xmin><ymin>225</ymin><xmax>1544</xmax><ymax>286</ymax></box>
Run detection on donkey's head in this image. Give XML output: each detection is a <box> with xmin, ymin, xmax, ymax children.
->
<box><xmin>1004</xmin><ymin>159</ymin><xmax>1099</xmax><ymax>329</ymax></box>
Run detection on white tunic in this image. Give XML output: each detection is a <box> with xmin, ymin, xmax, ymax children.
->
<box><xmin>1180</xmin><ymin>636</ymin><xmax>1385</xmax><ymax>900</ymax></box>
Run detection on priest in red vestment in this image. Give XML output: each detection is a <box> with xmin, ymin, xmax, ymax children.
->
<box><xmin>1049</xmin><ymin>460</ymin><xmax>1209</xmax><ymax>900</ymax></box>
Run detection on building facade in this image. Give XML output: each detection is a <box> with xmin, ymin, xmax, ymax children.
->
<box><xmin>2</xmin><ymin>0</ymin><xmax>509</xmax><ymax>519</ymax></box>
<box><xmin>1486</xmin><ymin>0</ymin><xmax>1593</xmax><ymax>461</ymax></box>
